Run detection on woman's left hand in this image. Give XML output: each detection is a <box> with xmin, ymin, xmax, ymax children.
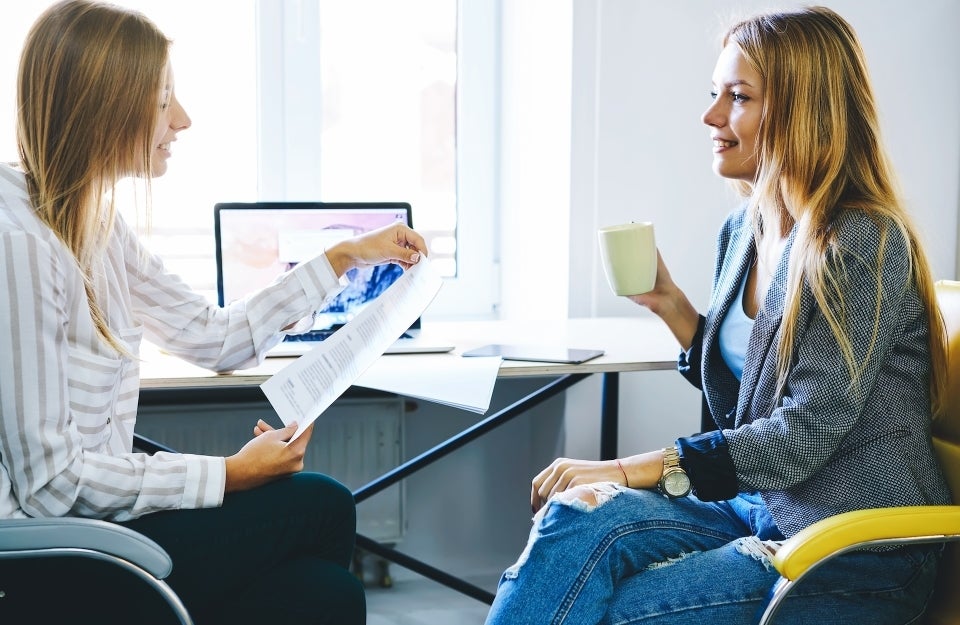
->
<box><xmin>531</xmin><ymin>452</ymin><xmax>664</xmax><ymax>513</ymax></box>
<box><xmin>531</xmin><ymin>457</ymin><xmax>624</xmax><ymax>513</ymax></box>
<box><xmin>324</xmin><ymin>223</ymin><xmax>427</xmax><ymax>277</ymax></box>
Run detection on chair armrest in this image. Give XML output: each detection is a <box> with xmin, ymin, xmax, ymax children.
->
<box><xmin>133</xmin><ymin>432</ymin><xmax>177</xmax><ymax>454</ymax></box>
<box><xmin>771</xmin><ymin>506</ymin><xmax>960</xmax><ymax>581</ymax></box>
<box><xmin>0</xmin><ymin>517</ymin><xmax>173</xmax><ymax>578</ymax></box>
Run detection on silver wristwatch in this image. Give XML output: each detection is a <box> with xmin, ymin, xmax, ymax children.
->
<box><xmin>658</xmin><ymin>445</ymin><xmax>691</xmax><ymax>499</ymax></box>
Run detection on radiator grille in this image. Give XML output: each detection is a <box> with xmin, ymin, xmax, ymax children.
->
<box><xmin>135</xmin><ymin>396</ymin><xmax>405</xmax><ymax>542</ymax></box>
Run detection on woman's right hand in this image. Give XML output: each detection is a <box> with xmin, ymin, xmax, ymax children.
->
<box><xmin>627</xmin><ymin>250</ymin><xmax>700</xmax><ymax>351</ymax></box>
<box><xmin>324</xmin><ymin>222</ymin><xmax>427</xmax><ymax>277</ymax></box>
<box><xmin>223</xmin><ymin>421</ymin><xmax>315</xmax><ymax>492</ymax></box>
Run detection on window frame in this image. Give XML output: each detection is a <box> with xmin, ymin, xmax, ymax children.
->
<box><xmin>256</xmin><ymin>0</ymin><xmax>500</xmax><ymax>319</ymax></box>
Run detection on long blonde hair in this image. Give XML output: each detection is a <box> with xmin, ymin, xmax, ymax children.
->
<box><xmin>724</xmin><ymin>6</ymin><xmax>948</xmax><ymax>415</ymax></box>
<box><xmin>17</xmin><ymin>0</ymin><xmax>169</xmax><ymax>351</ymax></box>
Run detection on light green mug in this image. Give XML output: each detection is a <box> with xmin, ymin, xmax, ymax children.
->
<box><xmin>597</xmin><ymin>222</ymin><xmax>657</xmax><ymax>296</ymax></box>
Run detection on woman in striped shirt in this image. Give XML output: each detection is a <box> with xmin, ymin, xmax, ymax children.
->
<box><xmin>0</xmin><ymin>1</ymin><xmax>426</xmax><ymax>623</ymax></box>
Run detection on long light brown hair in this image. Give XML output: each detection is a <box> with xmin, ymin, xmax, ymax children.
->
<box><xmin>17</xmin><ymin>0</ymin><xmax>169</xmax><ymax>351</ymax></box>
<box><xmin>724</xmin><ymin>6</ymin><xmax>948</xmax><ymax>415</ymax></box>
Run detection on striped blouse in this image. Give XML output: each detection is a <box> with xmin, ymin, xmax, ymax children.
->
<box><xmin>0</xmin><ymin>164</ymin><xmax>344</xmax><ymax>521</ymax></box>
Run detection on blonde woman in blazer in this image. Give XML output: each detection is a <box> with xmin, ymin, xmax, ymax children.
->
<box><xmin>485</xmin><ymin>7</ymin><xmax>950</xmax><ymax>625</ymax></box>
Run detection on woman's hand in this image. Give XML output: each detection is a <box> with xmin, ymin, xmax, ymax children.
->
<box><xmin>324</xmin><ymin>223</ymin><xmax>427</xmax><ymax>278</ymax></box>
<box><xmin>224</xmin><ymin>420</ymin><xmax>315</xmax><ymax>493</ymax></box>
<box><xmin>530</xmin><ymin>452</ymin><xmax>665</xmax><ymax>513</ymax></box>
<box><xmin>627</xmin><ymin>250</ymin><xmax>700</xmax><ymax>351</ymax></box>
<box><xmin>531</xmin><ymin>458</ymin><xmax>622</xmax><ymax>513</ymax></box>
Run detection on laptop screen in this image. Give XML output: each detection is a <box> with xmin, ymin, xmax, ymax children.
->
<box><xmin>214</xmin><ymin>202</ymin><xmax>416</xmax><ymax>333</ymax></box>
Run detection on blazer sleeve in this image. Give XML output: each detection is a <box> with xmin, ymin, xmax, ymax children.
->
<box><xmin>678</xmin><ymin>315</ymin><xmax>707</xmax><ymax>390</ymax></box>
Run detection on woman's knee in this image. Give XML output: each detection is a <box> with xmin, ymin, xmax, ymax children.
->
<box><xmin>289</xmin><ymin>472</ymin><xmax>356</xmax><ymax>519</ymax></box>
<box><xmin>278</xmin><ymin>557</ymin><xmax>366</xmax><ymax>625</ymax></box>
<box><xmin>249</xmin><ymin>473</ymin><xmax>356</xmax><ymax>530</ymax></box>
<box><xmin>552</xmin><ymin>481</ymin><xmax>623</xmax><ymax>510</ymax></box>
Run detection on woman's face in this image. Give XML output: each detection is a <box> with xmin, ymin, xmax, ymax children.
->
<box><xmin>701</xmin><ymin>43</ymin><xmax>763</xmax><ymax>183</ymax></box>
<box><xmin>150</xmin><ymin>62</ymin><xmax>191</xmax><ymax>177</ymax></box>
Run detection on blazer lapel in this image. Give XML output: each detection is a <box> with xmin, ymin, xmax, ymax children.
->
<box><xmin>736</xmin><ymin>226</ymin><xmax>798</xmax><ymax>424</ymax></box>
<box><xmin>702</xmin><ymin>222</ymin><xmax>755</xmax><ymax>426</ymax></box>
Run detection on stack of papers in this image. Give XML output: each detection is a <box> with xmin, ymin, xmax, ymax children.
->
<box><xmin>261</xmin><ymin>256</ymin><xmax>500</xmax><ymax>439</ymax></box>
<box><xmin>354</xmin><ymin>353</ymin><xmax>501</xmax><ymax>413</ymax></box>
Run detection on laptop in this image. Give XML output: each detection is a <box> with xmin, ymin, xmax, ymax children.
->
<box><xmin>214</xmin><ymin>201</ymin><xmax>454</xmax><ymax>357</ymax></box>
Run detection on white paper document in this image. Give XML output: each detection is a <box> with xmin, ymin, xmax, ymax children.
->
<box><xmin>354</xmin><ymin>354</ymin><xmax>502</xmax><ymax>413</ymax></box>
<box><xmin>261</xmin><ymin>256</ymin><xmax>443</xmax><ymax>440</ymax></box>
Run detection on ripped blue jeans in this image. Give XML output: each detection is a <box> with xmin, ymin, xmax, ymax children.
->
<box><xmin>485</xmin><ymin>486</ymin><xmax>939</xmax><ymax>625</ymax></box>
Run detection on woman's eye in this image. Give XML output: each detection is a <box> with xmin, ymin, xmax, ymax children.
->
<box><xmin>709</xmin><ymin>90</ymin><xmax>719</xmax><ymax>100</ymax></box>
<box><xmin>731</xmin><ymin>92</ymin><xmax>749</xmax><ymax>103</ymax></box>
<box><xmin>160</xmin><ymin>88</ymin><xmax>172</xmax><ymax>110</ymax></box>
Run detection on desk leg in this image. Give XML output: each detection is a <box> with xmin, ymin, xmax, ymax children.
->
<box><xmin>352</xmin><ymin>372</ymin><xmax>591</xmax><ymax>605</ymax></box>
<box><xmin>354</xmin><ymin>373</ymin><xmax>589</xmax><ymax>504</ymax></box>
<box><xmin>600</xmin><ymin>371</ymin><xmax>619</xmax><ymax>460</ymax></box>
<box><xmin>355</xmin><ymin>534</ymin><xmax>496</xmax><ymax>604</ymax></box>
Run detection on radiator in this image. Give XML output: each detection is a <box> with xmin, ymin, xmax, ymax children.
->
<box><xmin>135</xmin><ymin>396</ymin><xmax>405</xmax><ymax>543</ymax></box>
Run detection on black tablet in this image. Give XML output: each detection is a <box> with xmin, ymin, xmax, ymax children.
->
<box><xmin>461</xmin><ymin>344</ymin><xmax>604</xmax><ymax>364</ymax></box>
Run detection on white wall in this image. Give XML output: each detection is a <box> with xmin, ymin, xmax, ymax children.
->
<box><xmin>555</xmin><ymin>0</ymin><xmax>960</xmax><ymax>457</ymax></box>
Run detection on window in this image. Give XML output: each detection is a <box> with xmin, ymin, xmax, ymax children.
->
<box><xmin>2</xmin><ymin>0</ymin><xmax>498</xmax><ymax>317</ymax></box>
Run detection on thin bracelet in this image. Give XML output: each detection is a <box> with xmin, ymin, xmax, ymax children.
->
<box><xmin>616</xmin><ymin>459</ymin><xmax>630</xmax><ymax>488</ymax></box>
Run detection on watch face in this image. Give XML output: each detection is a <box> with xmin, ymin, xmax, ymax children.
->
<box><xmin>663</xmin><ymin>470</ymin><xmax>691</xmax><ymax>497</ymax></box>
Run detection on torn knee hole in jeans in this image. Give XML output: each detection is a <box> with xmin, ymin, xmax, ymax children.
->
<box><xmin>645</xmin><ymin>536</ymin><xmax>782</xmax><ymax>573</ymax></box>
<box><xmin>553</xmin><ymin>481</ymin><xmax>623</xmax><ymax>512</ymax></box>
<box><xmin>645</xmin><ymin>550</ymin><xmax>699</xmax><ymax>571</ymax></box>
<box><xmin>733</xmin><ymin>536</ymin><xmax>783</xmax><ymax>572</ymax></box>
<box><xmin>502</xmin><ymin>482</ymin><xmax>623</xmax><ymax>580</ymax></box>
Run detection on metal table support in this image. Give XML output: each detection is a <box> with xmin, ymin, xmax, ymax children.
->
<box><xmin>352</xmin><ymin>370</ymin><xmax>621</xmax><ymax>605</ymax></box>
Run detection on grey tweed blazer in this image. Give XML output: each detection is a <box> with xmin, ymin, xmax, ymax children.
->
<box><xmin>678</xmin><ymin>206</ymin><xmax>951</xmax><ymax>537</ymax></box>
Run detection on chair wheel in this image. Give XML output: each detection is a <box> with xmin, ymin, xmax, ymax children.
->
<box><xmin>378</xmin><ymin>561</ymin><xmax>393</xmax><ymax>588</ymax></box>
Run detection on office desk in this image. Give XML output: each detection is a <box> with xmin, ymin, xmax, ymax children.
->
<box><xmin>139</xmin><ymin>316</ymin><xmax>679</xmax><ymax>603</ymax></box>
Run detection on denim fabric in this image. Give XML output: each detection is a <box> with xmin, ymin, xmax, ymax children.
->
<box><xmin>485</xmin><ymin>487</ymin><xmax>938</xmax><ymax>625</ymax></box>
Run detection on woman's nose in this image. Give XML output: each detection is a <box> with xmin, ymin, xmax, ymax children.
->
<box><xmin>171</xmin><ymin>96</ymin><xmax>191</xmax><ymax>131</ymax></box>
<box><xmin>701</xmin><ymin>99</ymin><xmax>723</xmax><ymax>128</ymax></box>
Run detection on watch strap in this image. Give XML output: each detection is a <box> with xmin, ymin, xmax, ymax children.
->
<box><xmin>662</xmin><ymin>445</ymin><xmax>682</xmax><ymax>473</ymax></box>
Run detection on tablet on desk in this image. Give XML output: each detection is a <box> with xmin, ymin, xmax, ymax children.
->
<box><xmin>461</xmin><ymin>344</ymin><xmax>605</xmax><ymax>364</ymax></box>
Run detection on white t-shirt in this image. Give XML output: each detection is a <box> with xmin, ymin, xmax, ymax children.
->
<box><xmin>718</xmin><ymin>266</ymin><xmax>755</xmax><ymax>381</ymax></box>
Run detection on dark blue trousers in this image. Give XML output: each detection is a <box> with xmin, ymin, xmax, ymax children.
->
<box><xmin>125</xmin><ymin>472</ymin><xmax>364</xmax><ymax>624</ymax></box>
<box><xmin>0</xmin><ymin>473</ymin><xmax>363</xmax><ymax>625</ymax></box>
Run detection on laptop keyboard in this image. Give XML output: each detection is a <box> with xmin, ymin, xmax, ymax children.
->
<box><xmin>284</xmin><ymin>328</ymin><xmax>414</xmax><ymax>343</ymax></box>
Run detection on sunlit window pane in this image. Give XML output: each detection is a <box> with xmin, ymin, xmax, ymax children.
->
<box><xmin>316</xmin><ymin>0</ymin><xmax>458</xmax><ymax>277</ymax></box>
<box><xmin>2</xmin><ymin>0</ymin><xmax>459</xmax><ymax>298</ymax></box>
<box><xmin>116</xmin><ymin>1</ymin><xmax>259</xmax><ymax>297</ymax></box>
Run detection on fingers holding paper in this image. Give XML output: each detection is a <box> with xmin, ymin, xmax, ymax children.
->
<box><xmin>224</xmin><ymin>421</ymin><xmax>315</xmax><ymax>493</ymax></box>
<box><xmin>325</xmin><ymin>222</ymin><xmax>428</xmax><ymax>277</ymax></box>
<box><xmin>253</xmin><ymin>418</ymin><xmax>273</xmax><ymax>437</ymax></box>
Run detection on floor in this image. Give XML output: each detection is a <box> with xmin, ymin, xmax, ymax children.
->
<box><xmin>367</xmin><ymin>577</ymin><xmax>493</xmax><ymax>625</ymax></box>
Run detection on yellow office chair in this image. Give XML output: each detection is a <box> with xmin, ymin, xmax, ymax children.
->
<box><xmin>755</xmin><ymin>279</ymin><xmax>960</xmax><ymax>625</ymax></box>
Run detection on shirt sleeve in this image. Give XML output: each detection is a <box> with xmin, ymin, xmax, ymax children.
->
<box><xmin>677</xmin><ymin>315</ymin><xmax>707</xmax><ymax>390</ymax></box>
<box><xmin>0</xmin><ymin>230</ymin><xmax>225</xmax><ymax>521</ymax></box>
<box><xmin>118</xmin><ymin>217</ymin><xmax>346</xmax><ymax>373</ymax></box>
